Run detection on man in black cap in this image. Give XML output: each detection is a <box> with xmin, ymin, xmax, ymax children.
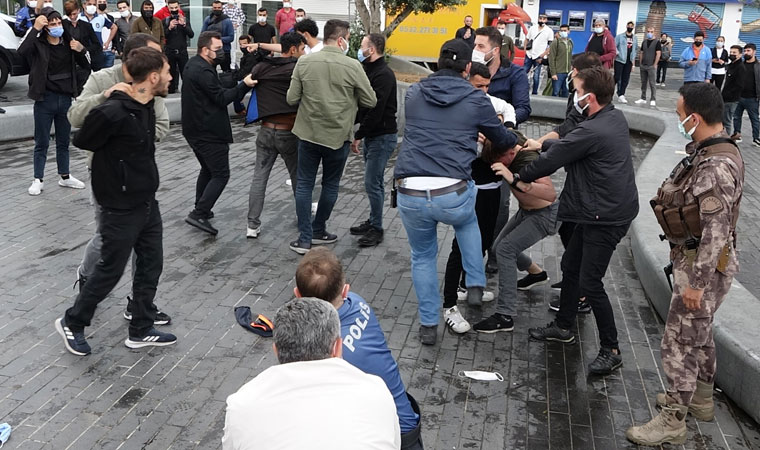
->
<box><xmin>393</xmin><ymin>38</ymin><xmax>517</xmax><ymax>346</ymax></box>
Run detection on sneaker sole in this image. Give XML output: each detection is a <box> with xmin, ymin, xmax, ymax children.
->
<box><xmin>246</xmin><ymin>232</ymin><xmax>260</xmax><ymax>239</ymax></box>
<box><xmin>123</xmin><ymin>312</ymin><xmax>171</xmax><ymax>326</ymax></box>
<box><xmin>530</xmin><ymin>332</ymin><xmax>576</xmax><ymax>344</ymax></box>
<box><xmin>58</xmin><ymin>182</ymin><xmax>85</xmax><ymax>189</ymax></box>
<box><xmin>185</xmin><ymin>218</ymin><xmax>218</xmax><ymax>235</ymax></box>
<box><xmin>626</xmin><ymin>430</ymin><xmax>686</xmax><ymax>446</ymax></box>
<box><xmin>589</xmin><ymin>360</ymin><xmax>623</xmax><ymax>375</ymax></box>
<box><xmin>124</xmin><ymin>338</ymin><xmax>177</xmax><ymax>349</ymax></box>
<box><xmin>517</xmin><ymin>279</ymin><xmax>548</xmax><ymax>291</ymax></box>
<box><xmin>289</xmin><ymin>245</ymin><xmax>310</xmax><ymax>255</ymax></box>
<box><xmin>548</xmin><ymin>304</ymin><xmax>592</xmax><ymax>314</ymax></box>
<box><xmin>446</xmin><ymin>323</ymin><xmax>471</xmax><ymax>334</ymax></box>
<box><xmin>55</xmin><ymin>318</ymin><xmax>90</xmax><ymax>356</ymax></box>
<box><xmin>311</xmin><ymin>238</ymin><xmax>338</xmax><ymax>245</ymax></box>
<box><xmin>474</xmin><ymin>326</ymin><xmax>514</xmax><ymax>334</ymax></box>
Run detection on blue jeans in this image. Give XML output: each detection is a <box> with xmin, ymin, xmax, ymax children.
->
<box><xmin>733</xmin><ymin>97</ymin><xmax>760</xmax><ymax>140</ymax></box>
<box><xmin>397</xmin><ymin>181</ymin><xmax>485</xmax><ymax>326</ymax></box>
<box><xmin>33</xmin><ymin>91</ymin><xmax>72</xmax><ymax>180</ymax></box>
<box><xmin>524</xmin><ymin>57</ymin><xmax>543</xmax><ymax>94</ymax></box>
<box><xmin>102</xmin><ymin>50</ymin><xmax>115</xmax><ymax>68</ymax></box>
<box><xmin>294</xmin><ymin>140</ymin><xmax>350</xmax><ymax>243</ymax></box>
<box><xmin>552</xmin><ymin>73</ymin><xmax>569</xmax><ymax>97</ymax></box>
<box><xmin>363</xmin><ymin>133</ymin><xmax>397</xmax><ymax>230</ymax></box>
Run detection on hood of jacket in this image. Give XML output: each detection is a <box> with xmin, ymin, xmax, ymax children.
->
<box><xmin>418</xmin><ymin>69</ymin><xmax>474</xmax><ymax>107</ymax></box>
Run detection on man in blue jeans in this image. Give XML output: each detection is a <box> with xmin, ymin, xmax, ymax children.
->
<box><xmin>523</xmin><ymin>14</ymin><xmax>552</xmax><ymax>95</ymax></box>
<box><xmin>732</xmin><ymin>43</ymin><xmax>760</xmax><ymax>146</ymax></box>
<box><xmin>349</xmin><ymin>33</ymin><xmax>398</xmax><ymax>247</ymax></box>
<box><xmin>286</xmin><ymin>19</ymin><xmax>377</xmax><ymax>254</ymax></box>
<box><xmin>394</xmin><ymin>38</ymin><xmax>517</xmax><ymax>345</ymax></box>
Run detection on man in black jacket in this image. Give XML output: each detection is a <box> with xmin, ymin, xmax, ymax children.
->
<box><xmin>723</xmin><ymin>45</ymin><xmax>745</xmax><ymax>136</ymax></box>
<box><xmin>163</xmin><ymin>0</ymin><xmax>193</xmax><ymax>93</ymax></box>
<box><xmin>55</xmin><ymin>47</ymin><xmax>177</xmax><ymax>356</ymax></box>
<box><xmin>520</xmin><ymin>66</ymin><xmax>639</xmax><ymax>375</ymax></box>
<box><xmin>182</xmin><ymin>31</ymin><xmax>256</xmax><ymax>235</ymax></box>
<box><xmin>245</xmin><ymin>31</ymin><xmax>305</xmax><ymax>239</ymax></box>
<box><xmin>19</xmin><ymin>8</ymin><xmax>90</xmax><ymax>197</ymax></box>
<box><xmin>348</xmin><ymin>33</ymin><xmax>398</xmax><ymax>248</ymax></box>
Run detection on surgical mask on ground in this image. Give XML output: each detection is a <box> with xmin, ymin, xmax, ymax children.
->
<box><xmin>472</xmin><ymin>48</ymin><xmax>495</xmax><ymax>65</ymax></box>
<box><xmin>47</xmin><ymin>25</ymin><xmax>63</xmax><ymax>37</ymax></box>
<box><xmin>678</xmin><ymin>114</ymin><xmax>697</xmax><ymax>140</ymax></box>
<box><xmin>458</xmin><ymin>370</ymin><xmax>504</xmax><ymax>382</ymax></box>
<box><xmin>573</xmin><ymin>92</ymin><xmax>590</xmax><ymax>114</ymax></box>
<box><xmin>85</xmin><ymin>4</ymin><xmax>97</xmax><ymax>14</ymax></box>
<box><xmin>257</xmin><ymin>15</ymin><xmax>266</xmax><ymax>23</ymax></box>
<box><xmin>559</xmin><ymin>31</ymin><xmax>568</xmax><ymax>38</ymax></box>
<box><xmin>120</xmin><ymin>10</ymin><xmax>130</xmax><ymax>17</ymax></box>
<box><xmin>0</xmin><ymin>423</ymin><xmax>10</xmax><ymax>448</ymax></box>
<box><xmin>593</xmin><ymin>27</ymin><xmax>603</xmax><ymax>34</ymax></box>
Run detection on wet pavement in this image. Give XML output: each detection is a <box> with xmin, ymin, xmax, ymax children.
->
<box><xmin>0</xmin><ymin>117</ymin><xmax>759</xmax><ymax>449</ymax></box>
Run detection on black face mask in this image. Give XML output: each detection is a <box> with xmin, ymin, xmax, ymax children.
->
<box><xmin>729</xmin><ymin>54</ymin><xmax>738</xmax><ymax>62</ymax></box>
<box><xmin>694</xmin><ymin>41</ymin><xmax>703</xmax><ymax>47</ymax></box>
<box><xmin>170</xmin><ymin>11</ymin><xmax>179</xmax><ymax>18</ymax></box>
<box><xmin>141</xmin><ymin>10</ymin><xmax>153</xmax><ymax>20</ymax></box>
<box><xmin>626</xmin><ymin>27</ymin><xmax>633</xmax><ymax>33</ymax></box>
<box><xmin>661</xmin><ymin>39</ymin><xmax>667</xmax><ymax>43</ymax></box>
<box><xmin>211</xmin><ymin>9</ymin><xmax>222</xmax><ymax>16</ymax></box>
<box><xmin>98</xmin><ymin>4</ymin><xmax>107</xmax><ymax>11</ymax></box>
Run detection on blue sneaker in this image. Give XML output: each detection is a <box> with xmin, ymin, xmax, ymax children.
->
<box><xmin>125</xmin><ymin>328</ymin><xmax>177</xmax><ymax>349</ymax></box>
<box><xmin>289</xmin><ymin>239</ymin><xmax>311</xmax><ymax>255</ymax></box>
<box><xmin>55</xmin><ymin>317</ymin><xmax>91</xmax><ymax>356</ymax></box>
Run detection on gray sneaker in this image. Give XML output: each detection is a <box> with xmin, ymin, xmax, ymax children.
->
<box><xmin>419</xmin><ymin>325</ymin><xmax>438</xmax><ymax>345</ymax></box>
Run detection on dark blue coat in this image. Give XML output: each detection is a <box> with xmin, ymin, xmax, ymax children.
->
<box><xmin>488</xmin><ymin>61</ymin><xmax>531</xmax><ymax>125</ymax></box>
<box><xmin>394</xmin><ymin>69</ymin><xmax>517</xmax><ymax>181</ymax></box>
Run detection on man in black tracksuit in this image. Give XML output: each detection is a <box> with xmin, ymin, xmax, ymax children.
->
<box><xmin>182</xmin><ymin>31</ymin><xmax>256</xmax><ymax>235</ymax></box>
<box><xmin>162</xmin><ymin>0</ymin><xmax>193</xmax><ymax>93</ymax></box>
<box><xmin>519</xmin><ymin>66</ymin><xmax>639</xmax><ymax>376</ymax></box>
<box><xmin>55</xmin><ymin>47</ymin><xmax>177</xmax><ymax>356</ymax></box>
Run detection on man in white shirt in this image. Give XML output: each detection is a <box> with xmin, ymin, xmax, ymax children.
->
<box><xmin>222</xmin><ymin>298</ymin><xmax>401</xmax><ymax>450</ymax></box>
<box><xmin>524</xmin><ymin>13</ymin><xmax>553</xmax><ymax>95</ymax></box>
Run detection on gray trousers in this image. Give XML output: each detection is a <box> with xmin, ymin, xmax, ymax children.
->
<box><xmin>640</xmin><ymin>65</ymin><xmax>657</xmax><ymax>101</ymax></box>
<box><xmin>723</xmin><ymin>101</ymin><xmax>738</xmax><ymax>135</ymax></box>
<box><xmin>494</xmin><ymin>203</ymin><xmax>559</xmax><ymax>316</ymax></box>
<box><xmin>490</xmin><ymin>182</ymin><xmax>512</xmax><ymax>258</ymax></box>
<box><xmin>246</xmin><ymin>126</ymin><xmax>299</xmax><ymax>229</ymax></box>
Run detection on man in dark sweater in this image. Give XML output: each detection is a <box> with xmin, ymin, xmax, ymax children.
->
<box><xmin>521</xmin><ymin>66</ymin><xmax>639</xmax><ymax>376</ymax></box>
<box><xmin>732</xmin><ymin>43</ymin><xmax>760</xmax><ymax>146</ymax></box>
<box><xmin>56</xmin><ymin>47</ymin><xmax>176</xmax><ymax>356</ymax></box>
<box><xmin>723</xmin><ymin>45</ymin><xmax>745</xmax><ymax>136</ymax></box>
<box><xmin>349</xmin><ymin>33</ymin><xmax>398</xmax><ymax>248</ymax></box>
<box><xmin>182</xmin><ymin>31</ymin><xmax>256</xmax><ymax>235</ymax></box>
<box><xmin>245</xmin><ymin>32</ymin><xmax>305</xmax><ymax>238</ymax></box>
<box><xmin>163</xmin><ymin>0</ymin><xmax>193</xmax><ymax>93</ymax></box>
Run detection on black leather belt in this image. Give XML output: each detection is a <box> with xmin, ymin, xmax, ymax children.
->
<box><xmin>397</xmin><ymin>179</ymin><xmax>468</xmax><ymax>198</ymax></box>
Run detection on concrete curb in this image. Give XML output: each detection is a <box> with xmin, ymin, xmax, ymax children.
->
<box><xmin>532</xmin><ymin>95</ymin><xmax>760</xmax><ymax>424</ymax></box>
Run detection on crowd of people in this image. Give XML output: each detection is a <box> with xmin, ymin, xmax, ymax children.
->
<box><xmin>8</xmin><ymin>1</ymin><xmax>748</xmax><ymax>447</ymax></box>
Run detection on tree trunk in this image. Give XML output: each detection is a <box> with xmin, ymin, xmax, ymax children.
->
<box><xmin>383</xmin><ymin>5</ymin><xmax>413</xmax><ymax>39</ymax></box>
<box><xmin>354</xmin><ymin>0</ymin><xmax>372</xmax><ymax>34</ymax></box>
<box><xmin>369</xmin><ymin>0</ymin><xmax>381</xmax><ymax>33</ymax></box>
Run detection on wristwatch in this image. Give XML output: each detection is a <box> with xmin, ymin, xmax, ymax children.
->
<box><xmin>510</xmin><ymin>173</ymin><xmax>524</xmax><ymax>193</ymax></box>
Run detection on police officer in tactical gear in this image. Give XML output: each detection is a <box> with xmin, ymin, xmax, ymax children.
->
<box><xmin>627</xmin><ymin>83</ymin><xmax>744</xmax><ymax>447</ymax></box>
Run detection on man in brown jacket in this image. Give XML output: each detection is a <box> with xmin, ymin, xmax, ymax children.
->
<box><xmin>130</xmin><ymin>0</ymin><xmax>164</xmax><ymax>45</ymax></box>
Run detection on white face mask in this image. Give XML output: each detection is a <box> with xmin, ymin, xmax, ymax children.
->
<box><xmin>339</xmin><ymin>36</ymin><xmax>349</xmax><ymax>55</ymax></box>
<box><xmin>296</xmin><ymin>16</ymin><xmax>303</xmax><ymax>22</ymax></box>
<box><xmin>257</xmin><ymin>15</ymin><xmax>266</xmax><ymax>23</ymax></box>
<box><xmin>28</xmin><ymin>1</ymin><xmax>38</xmax><ymax>7</ymax></box>
<box><xmin>593</xmin><ymin>27</ymin><xmax>604</xmax><ymax>34</ymax></box>
<box><xmin>716</xmin><ymin>42</ymin><xmax>724</xmax><ymax>48</ymax></box>
<box><xmin>472</xmin><ymin>47</ymin><xmax>495</xmax><ymax>65</ymax></box>
<box><xmin>497</xmin><ymin>28</ymin><xmax>505</xmax><ymax>36</ymax></box>
<box><xmin>573</xmin><ymin>92</ymin><xmax>590</xmax><ymax>114</ymax></box>
<box><xmin>283</xmin><ymin>2</ymin><xmax>291</xmax><ymax>7</ymax></box>
<box><xmin>43</xmin><ymin>1</ymin><xmax>53</xmax><ymax>7</ymax></box>
<box><xmin>85</xmin><ymin>4</ymin><xmax>97</xmax><ymax>14</ymax></box>
<box><xmin>458</xmin><ymin>370</ymin><xmax>504</xmax><ymax>382</ymax></box>
<box><xmin>120</xmin><ymin>10</ymin><xmax>130</xmax><ymax>17</ymax></box>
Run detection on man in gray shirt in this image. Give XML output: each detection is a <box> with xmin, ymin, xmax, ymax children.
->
<box><xmin>635</xmin><ymin>25</ymin><xmax>661</xmax><ymax>107</ymax></box>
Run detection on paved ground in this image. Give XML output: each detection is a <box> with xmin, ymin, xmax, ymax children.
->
<box><xmin>0</xmin><ymin>117</ymin><xmax>758</xmax><ymax>449</ymax></box>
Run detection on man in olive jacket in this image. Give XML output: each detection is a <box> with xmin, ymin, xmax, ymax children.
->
<box><xmin>285</xmin><ymin>19</ymin><xmax>376</xmax><ymax>254</ymax></box>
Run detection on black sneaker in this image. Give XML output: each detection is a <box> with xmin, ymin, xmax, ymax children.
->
<box><xmin>185</xmin><ymin>213</ymin><xmax>218</xmax><ymax>235</ymax></box>
<box><xmin>350</xmin><ymin>220</ymin><xmax>373</xmax><ymax>235</ymax></box>
<box><xmin>55</xmin><ymin>317</ymin><xmax>91</xmax><ymax>356</ymax></box>
<box><xmin>549</xmin><ymin>299</ymin><xmax>592</xmax><ymax>314</ymax></box>
<box><xmin>551</xmin><ymin>280</ymin><xmax>563</xmax><ymax>290</ymax></box>
<box><xmin>419</xmin><ymin>325</ymin><xmax>437</xmax><ymax>345</ymax></box>
<box><xmin>517</xmin><ymin>271</ymin><xmax>549</xmax><ymax>290</ymax></box>
<box><xmin>125</xmin><ymin>328</ymin><xmax>178</xmax><ymax>349</ymax></box>
<box><xmin>528</xmin><ymin>321</ymin><xmax>575</xmax><ymax>344</ymax></box>
<box><xmin>588</xmin><ymin>347</ymin><xmax>623</xmax><ymax>375</ymax></box>
<box><xmin>312</xmin><ymin>231</ymin><xmax>338</xmax><ymax>245</ymax></box>
<box><xmin>473</xmin><ymin>313</ymin><xmax>514</xmax><ymax>333</ymax></box>
<box><xmin>731</xmin><ymin>132</ymin><xmax>742</xmax><ymax>143</ymax></box>
<box><xmin>123</xmin><ymin>297</ymin><xmax>172</xmax><ymax>325</ymax></box>
<box><xmin>358</xmin><ymin>228</ymin><xmax>383</xmax><ymax>247</ymax></box>
<box><xmin>289</xmin><ymin>239</ymin><xmax>311</xmax><ymax>255</ymax></box>
<box><xmin>753</xmin><ymin>138</ymin><xmax>760</xmax><ymax>148</ymax></box>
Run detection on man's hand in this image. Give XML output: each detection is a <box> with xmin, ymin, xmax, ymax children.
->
<box><xmin>464</xmin><ymin>29</ymin><xmax>471</xmax><ymax>39</ymax></box>
<box><xmin>689</xmin><ymin>59</ymin><xmax>698</xmax><ymax>66</ymax></box>
<box><xmin>169</xmin><ymin>19</ymin><xmax>177</xmax><ymax>29</ymax></box>
<box><xmin>178</xmin><ymin>15</ymin><xmax>186</xmax><ymax>25</ymax></box>
<box><xmin>491</xmin><ymin>162</ymin><xmax>514</xmax><ymax>183</ymax></box>
<box><xmin>105</xmin><ymin>82</ymin><xmax>133</xmax><ymax>98</ymax></box>
<box><xmin>523</xmin><ymin>138</ymin><xmax>542</xmax><ymax>151</ymax></box>
<box><xmin>71</xmin><ymin>39</ymin><xmax>84</xmax><ymax>52</ymax></box>
<box><xmin>34</xmin><ymin>15</ymin><xmax>48</xmax><ymax>31</ymax></box>
<box><xmin>243</xmin><ymin>74</ymin><xmax>258</xmax><ymax>87</ymax></box>
<box><xmin>682</xmin><ymin>285</ymin><xmax>704</xmax><ymax>311</ymax></box>
<box><xmin>477</xmin><ymin>132</ymin><xmax>486</xmax><ymax>145</ymax></box>
<box><xmin>350</xmin><ymin>139</ymin><xmax>361</xmax><ymax>155</ymax></box>
<box><xmin>551</xmin><ymin>74</ymin><xmax>558</xmax><ymax>81</ymax></box>
<box><xmin>536</xmin><ymin>57</ymin><xmax>543</xmax><ymax>64</ymax></box>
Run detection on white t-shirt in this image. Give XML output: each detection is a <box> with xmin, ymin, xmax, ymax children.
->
<box><xmin>222</xmin><ymin>358</ymin><xmax>401</xmax><ymax>450</ymax></box>
<box><xmin>304</xmin><ymin>40</ymin><xmax>323</xmax><ymax>54</ymax></box>
<box><xmin>526</xmin><ymin>24</ymin><xmax>552</xmax><ymax>59</ymax></box>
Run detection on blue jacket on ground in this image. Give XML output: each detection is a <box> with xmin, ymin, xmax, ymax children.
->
<box><xmin>15</xmin><ymin>6</ymin><xmax>34</xmax><ymax>35</ymax></box>
<box><xmin>394</xmin><ymin>69</ymin><xmax>517</xmax><ymax>181</ymax></box>
<box><xmin>202</xmin><ymin>14</ymin><xmax>234</xmax><ymax>53</ymax></box>
<box><xmin>338</xmin><ymin>293</ymin><xmax>419</xmax><ymax>434</ymax></box>
<box><xmin>487</xmin><ymin>61</ymin><xmax>531</xmax><ymax>125</ymax></box>
<box><xmin>614</xmin><ymin>32</ymin><xmax>638</xmax><ymax>64</ymax></box>
<box><xmin>680</xmin><ymin>45</ymin><xmax>712</xmax><ymax>82</ymax></box>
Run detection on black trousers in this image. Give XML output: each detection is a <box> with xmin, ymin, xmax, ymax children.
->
<box><xmin>166</xmin><ymin>48</ymin><xmax>188</xmax><ymax>93</ymax></box>
<box><xmin>65</xmin><ymin>199</ymin><xmax>162</xmax><ymax>337</ymax></box>
<box><xmin>188</xmin><ymin>139</ymin><xmax>230</xmax><ymax>217</ymax></box>
<box><xmin>555</xmin><ymin>223</ymin><xmax>629</xmax><ymax>349</ymax></box>
<box><xmin>656</xmin><ymin>60</ymin><xmax>668</xmax><ymax>83</ymax></box>
<box><xmin>614</xmin><ymin>60</ymin><xmax>633</xmax><ymax>96</ymax></box>
<box><xmin>442</xmin><ymin>186</ymin><xmax>500</xmax><ymax>308</ymax></box>
<box><xmin>711</xmin><ymin>74</ymin><xmax>725</xmax><ymax>90</ymax></box>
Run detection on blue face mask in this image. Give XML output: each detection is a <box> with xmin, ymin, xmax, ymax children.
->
<box><xmin>678</xmin><ymin>114</ymin><xmax>697</xmax><ymax>140</ymax></box>
<box><xmin>357</xmin><ymin>48</ymin><xmax>368</xmax><ymax>63</ymax></box>
<box><xmin>0</xmin><ymin>423</ymin><xmax>11</xmax><ymax>448</ymax></box>
<box><xmin>48</xmin><ymin>26</ymin><xmax>64</xmax><ymax>38</ymax></box>
<box><xmin>559</xmin><ymin>31</ymin><xmax>568</xmax><ymax>38</ymax></box>
<box><xmin>646</xmin><ymin>32</ymin><xmax>654</xmax><ymax>39</ymax></box>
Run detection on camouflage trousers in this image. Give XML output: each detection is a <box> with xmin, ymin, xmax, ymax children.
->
<box><xmin>661</xmin><ymin>252</ymin><xmax>733</xmax><ymax>406</ymax></box>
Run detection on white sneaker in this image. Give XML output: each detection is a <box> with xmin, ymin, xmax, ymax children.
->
<box><xmin>634</xmin><ymin>99</ymin><xmax>647</xmax><ymax>105</ymax></box>
<box><xmin>59</xmin><ymin>175</ymin><xmax>85</xmax><ymax>189</ymax></box>
<box><xmin>246</xmin><ymin>226</ymin><xmax>261</xmax><ymax>238</ymax></box>
<box><xmin>618</xmin><ymin>95</ymin><xmax>627</xmax><ymax>104</ymax></box>
<box><xmin>650</xmin><ymin>100</ymin><xmax>656</xmax><ymax>107</ymax></box>
<box><xmin>444</xmin><ymin>306</ymin><xmax>471</xmax><ymax>334</ymax></box>
<box><xmin>456</xmin><ymin>288</ymin><xmax>495</xmax><ymax>302</ymax></box>
<box><xmin>28</xmin><ymin>179</ymin><xmax>44</xmax><ymax>196</ymax></box>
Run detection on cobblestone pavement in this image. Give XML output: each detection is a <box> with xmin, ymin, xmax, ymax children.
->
<box><xmin>0</xmin><ymin>118</ymin><xmax>759</xmax><ymax>450</ymax></box>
